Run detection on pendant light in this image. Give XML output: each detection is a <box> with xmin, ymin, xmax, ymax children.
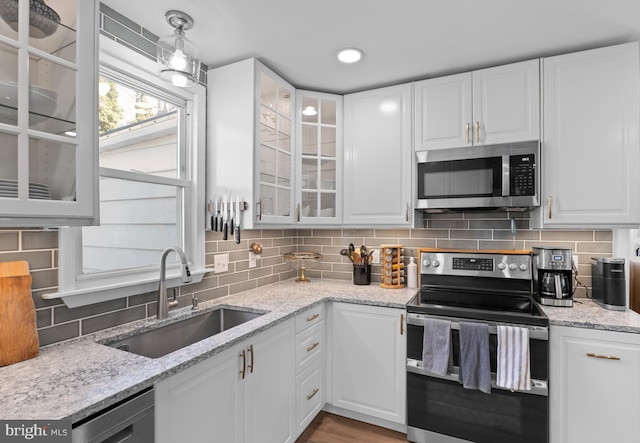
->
<box><xmin>156</xmin><ymin>10</ymin><xmax>200</xmax><ymax>88</ymax></box>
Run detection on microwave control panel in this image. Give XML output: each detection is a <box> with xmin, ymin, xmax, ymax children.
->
<box><xmin>509</xmin><ymin>154</ymin><xmax>535</xmax><ymax>196</ymax></box>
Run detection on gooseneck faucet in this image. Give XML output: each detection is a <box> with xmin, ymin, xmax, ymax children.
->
<box><xmin>157</xmin><ymin>246</ymin><xmax>192</xmax><ymax>320</ymax></box>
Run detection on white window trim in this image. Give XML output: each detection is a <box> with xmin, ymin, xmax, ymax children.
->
<box><xmin>44</xmin><ymin>37</ymin><xmax>206</xmax><ymax>308</ymax></box>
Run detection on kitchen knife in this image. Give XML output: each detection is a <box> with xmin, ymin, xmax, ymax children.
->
<box><xmin>230</xmin><ymin>196</ymin><xmax>235</xmax><ymax>235</ymax></box>
<box><xmin>222</xmin><ymin>195</ymin><xmax>228</xmax><ymax>240</ymax></box>
<box><xmin>208</xmin><ymin>200</ymin><xmax>213</xmax><ymax>231</ymax></box>
<box><xmin>235</xmin><ymin>196</ymin><xmax>241</xmax><ymax>244</ymax></box>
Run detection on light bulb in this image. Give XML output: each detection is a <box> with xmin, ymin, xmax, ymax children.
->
<box><xmin>171</xmin><ymin>49</ymin><xmax>187</xmax><ymax>71</ymax></box>
<box><xmin>302</xmin><ymin>106</ymin><xmax>317</xmax><ymax>116</ymax></box>
<box><xmin>172</xmin><ymin>74</ymin><xmax>188</xmax><ymax>87</ymax></box>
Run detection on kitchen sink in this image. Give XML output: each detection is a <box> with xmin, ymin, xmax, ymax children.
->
<box><xmin>104</xmin><ymin>307</ymin><xmax>264</xmax><ymax>358</ymax></box>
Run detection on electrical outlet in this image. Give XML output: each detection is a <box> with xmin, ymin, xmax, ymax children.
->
<box><xmin>248</xmin><ymin>252</ymin><xmax>257</xmax><ymax>269</ymax></box>
<box><xmin>371</xmin><ymin>249</ymin><xmax>380</xmax><ymax>264</ymax></box>
<box><xmin>214</xmin><ymin>253</ymin><xmax>229</xmax><ymax>273</ymax></box>
<box><xmin>573</xmin><ymin>255</ymin><xmax>578</xmax><ymax>268</ymax></box>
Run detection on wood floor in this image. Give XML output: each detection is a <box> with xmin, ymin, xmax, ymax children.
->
<box><xmin>296</xmin><ymin>412</ymin><xmax>407</xmax><ymax>443</ymax></box>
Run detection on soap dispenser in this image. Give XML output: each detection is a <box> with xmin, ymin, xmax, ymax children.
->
<box><xmin>407</xmin><ymin>256</ymin><xmax>418</xmax><ymax>289</ymax></box>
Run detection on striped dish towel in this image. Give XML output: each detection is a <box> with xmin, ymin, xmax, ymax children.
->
<box><xmin>496</xmin><ymin>325</ymin><xmax>531</xmax><ymax>391</ymax></box>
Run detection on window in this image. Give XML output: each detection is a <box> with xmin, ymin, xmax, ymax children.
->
<box><xmin>53</xmin><ymin>38</ymin><xmax>205</xmax><ymax>307</ymax></box>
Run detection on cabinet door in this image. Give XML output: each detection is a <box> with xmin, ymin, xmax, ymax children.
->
<box><xmin>343</xmin><ymin>83</ymin><xmax>412</xmax><ymax>225</ymax></box>
<box><xmin>472</xmin><ymin>59</ymin><xmax>540</xmax><ymax>145</ymax></box>
<box><xmin>256</xmin><ymin>64</ymin><xmax>295</xmax><ymax>224</ymax></box>
<box><xmin>550</xmin><ymin>326</ymin><xmax>640</xmax><ymax>443</ymax></box>
<box><xmin>244</xmin><ymin>321</ymin><xmax>294</xmax><ymax>443</ymax></box>
<box><xmin>330</xmin><ymin>303</ymin><xmax>406</xmax><ymax>424</ymax></box>
<box><xmin>296</xmin><ymin>90</ymin><xmax>342</xmax><ymax>224</ymax></box>
<box><xmin>537</xmin><ymin>42</ymin><xmax>640</xmax><ymax>226</ymax></box>
<box><xmin>0</xmin><ymin>0</ymin><xmax>97</xmax><ymax>226</ymax></box>
<box><xmin>414</xmin><ymin>72</ymin><xmax>472</xmax><ymax>150</ymax></box>
<box><xmin>155</xmin><ymin>344</ymin><xmax>244</xmax><ymax>443</ymax></box>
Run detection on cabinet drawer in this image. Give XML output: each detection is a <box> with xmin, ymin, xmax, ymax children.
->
<box><xmin>295</xmin><ymin>304</ymin><xmax>325</xmax><ymax>333</ymax></box>
<box><xmin>296</xmin><ymin>361</ymin><xmax>324</xmax><ymax>435</ymax></box>
<box><xmin>296</xmin><ymin>321</ymin><xmax>324</xmax><ymax>373</ymax></box>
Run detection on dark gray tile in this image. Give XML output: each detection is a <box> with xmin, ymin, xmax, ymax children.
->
<box><xmin>54</xmin><ymin>298</ymin><xmax>127</xmax><ymax>324</ymax></box>
<box><xmin>36</xmin><ymin>308</ymin><xmax>52</xmax><ymax>328</ymax></box>
<box><xmin>81</xmin><ymin>306</ymin><xmax>147</xmax><ymax>335</ymax></box>
<box><xmin>142</xmin><ymin>28</ymin><xmax>159</xmax><ymax>44</ymax></box>
<box><xmin>0</xmin><ymin>250</ymin><xmax>52</xmax><ymax>270</ymax></box>
<box><xmin>0</xmin><ymin>231</ymin><xmax>19</xmax><ymax>251</ymax></box>
<box><xmin>100</xmin><ymin>3</ymin><xmax>142</xmax><ymax>34</ymax></box>
<box><xmin>103</xmin><ymin>16</ymin><xmax>155</xmax><ymax>57</ymax></box>
<box><xmin>449</xmin><ymin>229</ymin><xmax>492</xmax><ymax>239</ymax></box>
<box><xmin>32</xmin><ymin>289</ymin><xmax>63</xmax><ymax>309</ymax></box>
<box><xmin>31</xmin><ymin>269</ymin><xmax>57</xmax><ymax>290</ymax></box>
<box><xmin>38</xmin><ymin>322</ymin><xmax>79</xmax><ymax>346</ymax></box>
<box><xmin>22</xmin><ymin>230</ymin><xmax>57</xmax><ymax>250</ymax></box>
<box><xmin>468</xmin><ymin>219</ymin><xmax>513</xmax><ymax>230</ymax></box>
<box><xmin>427</xmin><ymin>219</ymin><xmax>468</xmax><ymax>229</ymax></box>
<box><xmin>129</xmin><ymin>291</ymin><xmax>156</xmax><ymax>307</ymax></box>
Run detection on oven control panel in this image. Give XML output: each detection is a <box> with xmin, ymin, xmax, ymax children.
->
<box><xmin>420</xmin><ymin>251</ymin><xmax>532</xmax><ymax>280</ymax></box>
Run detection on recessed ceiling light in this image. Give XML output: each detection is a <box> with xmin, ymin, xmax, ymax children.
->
<box><xmin>337</xmin><ymin>48</ymin><xmax>363</xmax><ymax>64</ymax></box>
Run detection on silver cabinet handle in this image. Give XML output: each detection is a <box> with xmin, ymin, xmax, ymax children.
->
<box><xmin>405</xmin><ymin>203</ymin><xmax>410</xmax><ymax>222</ymax></box>
<box><xmin>258</xmin><ymin>198</ymin><xmax>263</xmax><ymax>221</ymax></box>
<box><xmin>306</xmin><ymin>388</ymin><xmax>319</xmax><ymax>400</ymax></box>
<box><xmin>248</xmin><ymin>344</ymin><xmax>254</xmax><ymax>373</ymax></box>
<box><xmin>587</xmin><ymin>352</ymin><xmax>621</xmax><ymax>361</ymax></box>
<box><xmin>240</xmin><ymin>349</ymin><xmax>246</xmax><ymax>379</ymax></box>
<box><xmin>306</xmin><ymin>342</ymin><xmax>319</xmax><ymax>352</ymax></box>
<box><xmin>475</xmin><ymin>121</ymin><xmax>480</xmax><ymax>143</ymax></box>
<box><xmin>547</xmin><ymin>196</ymin><xmax>552</xmax><ymax>219</ymax></box>
<box><xmin>465</xmin><ymin>122</ymin><xmax>471</xmax><ymax>144</ymax></box>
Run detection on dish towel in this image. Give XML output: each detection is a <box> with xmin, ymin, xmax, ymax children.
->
<box><xmin>422</xmin><ymin>318</ymin><xmax>452</xmax><ymax>376</ymax></box>
<box><xmin>459</xmin><ymin>322</ymin><xmax>491</xmax><ymax>394</ymax></box>
<box><xmin>496</xmin><ymin>325</ymin><xmax>531</xmax><ymax>391</ymax></box>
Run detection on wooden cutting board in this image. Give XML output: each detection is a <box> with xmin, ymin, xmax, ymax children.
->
<box><xmin>0</xmin><ymin>261</ymin><xmax>39</xmax><ymax>366</ymax></box>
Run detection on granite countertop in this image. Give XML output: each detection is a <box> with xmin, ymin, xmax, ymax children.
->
<box><xmin>2</xmin><ymin>278</ymin><xmax>640</xmax><ymax>424</ymax></box>
<box><xmin>0</xmin><ymin>279</ymin><xmax>416</xmax><ymax>423</ymax></box>
<box><xmin>542</xmin><ymin>298</ymin><xmax>640</xmax><ymax>333</ymax></box>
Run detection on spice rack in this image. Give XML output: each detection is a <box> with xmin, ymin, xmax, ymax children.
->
<box><xmin>380</xmin><ymin>244</ymin><xmax>405</xmax><ymax>289</ymax></box>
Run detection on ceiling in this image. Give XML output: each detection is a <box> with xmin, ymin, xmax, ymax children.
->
<box><xmin>101</xmin><ymin>0</ymin><xmax>640</xmax><ymax>94</ymax></box>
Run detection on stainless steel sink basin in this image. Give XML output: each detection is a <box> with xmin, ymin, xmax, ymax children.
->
<box><xmin>104</xmin><ymin>308</ymin><xmax>264</xmax><ymax>358</ymax></box>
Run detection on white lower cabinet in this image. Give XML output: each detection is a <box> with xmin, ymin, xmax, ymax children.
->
<box><xmin>550</xmin><ymin>325</ymin><xmax>640</xmax><ymax>443</ymax></box>
<box><xmin>293</xmin><ymin>305</ymin><xmax>326</xmax><ymax>438</ymax></box>
<box><xmin>155</xmin><ymin>320</ymin><xmax>294</xmax><ymax>443</ymax></box>
<box><xmin>328</xmin><ymin>302</ymin><xmax>406</xmax><ymax>426</ymax></box>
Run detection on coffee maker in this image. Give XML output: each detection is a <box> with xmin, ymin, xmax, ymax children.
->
<box><xmin>532</xmin><ymin>247</ymin><xmax>574</xmax><ymax>307</ymax></box>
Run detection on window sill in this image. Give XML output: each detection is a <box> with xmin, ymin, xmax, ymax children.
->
<box><xmin>43</xmin><ymin>269</ymin><xmax>207</xmax><ymax>308</ymax></box>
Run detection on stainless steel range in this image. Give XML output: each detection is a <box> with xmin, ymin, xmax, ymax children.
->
<box><xmin>406</xmin><ymin>249</ymin><xmax>549</xmax><ymax>443</ymax></box>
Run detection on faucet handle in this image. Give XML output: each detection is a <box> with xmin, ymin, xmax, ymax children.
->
<box><xmin>168</xmin><ymin>287</ymin><xmax>179</xmax><ymax>309</ymax></box>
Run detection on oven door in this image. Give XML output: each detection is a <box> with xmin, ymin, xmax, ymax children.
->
<box><xmin>406</xmin><ymin>312</ymin><xmax>548</xmax><ymax>443</ymax></box>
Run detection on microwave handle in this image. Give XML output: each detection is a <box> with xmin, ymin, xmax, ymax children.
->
<box><xmin>502</xmin><ymin>155</ymin><xmax>510</xmax><ymax>196</ymax></box>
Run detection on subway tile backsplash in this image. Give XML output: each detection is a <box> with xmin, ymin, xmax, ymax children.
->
<box><xmin>0</xmin><ymin>211</ymin><xmax>613</xmax><ymax>346</ymax></box>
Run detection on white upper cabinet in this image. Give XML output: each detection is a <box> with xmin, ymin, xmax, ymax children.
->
<box><xmin>295</xmin><ymin>90</ymin><xmax>342</xmax><ymax>224</ymax></box>
<box><xmin>208</xmin><ymin>58</ymin><xmax>295</xmax><ymax>228</ymax></box>
<box><xmin>343</xmin><ymin>83</ymin><xmax>412</xmax><ymax>226</ymax></box>
<box><xmin>533</xmin><ymin>42</ymin><xmax>640</xmax><ymax>227</ymax></box>
<box><xmin>414</xmin><ymin>59</ymin><xmax>540</xmax><ymax>150</ymax></box>
<box><xmin>0</xmin><ymin>0</ymin><xmax>98</xmax><ymax>226</ymax></box>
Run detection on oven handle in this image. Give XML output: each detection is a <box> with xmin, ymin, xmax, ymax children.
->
<box><xmin>406</xmin><ymin>359</ymin><xmax>549</xmax><ymax>397</ymax></box>
<box><xmin>406</xmin><ymin>312</ymin><xmax>548</xmax><ymax>341</ymax></box>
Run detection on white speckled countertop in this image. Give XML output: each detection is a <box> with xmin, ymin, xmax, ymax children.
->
<box><xmin>0</xmin><ymin>279</ymin><xmax>416</xmax><ymax>423</ymax></box>
<box><xmin>541</xmin><ymin>298</ymin><xmax>640</xmax><ymax>333</ymax></box>
<box><xmin>1</xmin><ymin>278</ymin><xmax>639</xmax><ymax>424</ymax></box>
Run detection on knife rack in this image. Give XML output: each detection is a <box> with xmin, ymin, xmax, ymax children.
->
<box><xmin>380</xmin><ymin>244</ymin><xmax>405</xmax><ymax>289</ymax></box>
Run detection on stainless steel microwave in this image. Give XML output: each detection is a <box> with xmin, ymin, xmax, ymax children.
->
<box><xmin>416</xmin><ymin>141</ymin><xmax>540</xmax><ymax>211</ymax></box>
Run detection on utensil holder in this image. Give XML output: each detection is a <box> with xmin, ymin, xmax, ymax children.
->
<box><xmin>353</xmin><ymin>264</ymin><xmax>371</xmax><ymax>285</ymax></box>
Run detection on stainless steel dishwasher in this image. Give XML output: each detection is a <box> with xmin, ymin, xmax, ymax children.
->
<box><xmin>72</xmin><ymin>387</ymin><xmax>154</xmax><ymax>443</ymax></box>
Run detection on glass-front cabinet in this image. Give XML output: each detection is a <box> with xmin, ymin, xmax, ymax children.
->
<box><xmin>0</xmin><ymin>0</ymin><xmax>97</xmax><ymax>226</ymax></box>
<box><xmin>257</xmin><ymin>66</ymin><xmax>294</xmax><ymax>223</ymax></box>
<box><xmin>296</xmin><ymin>90</ymin><xmax>342</xmax><ymax>224</ymax></box>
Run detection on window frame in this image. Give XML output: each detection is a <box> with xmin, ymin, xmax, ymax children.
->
<box><xmin>49</xmin><ymin>37</ymin><xmax>205</xmax><ymax>308</ymax></box>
